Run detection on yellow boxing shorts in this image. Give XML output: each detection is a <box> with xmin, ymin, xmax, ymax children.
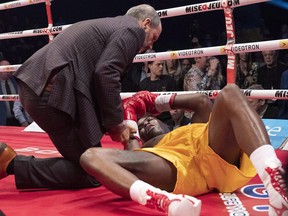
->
<box><xmin>139</xmin><ymin>121</ymin><xmax>256</xmax><ymax>196</ymax></box>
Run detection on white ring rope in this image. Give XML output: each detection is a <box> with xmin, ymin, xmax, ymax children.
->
<box><xmin>120</xmin><ymin>89</ymin><xmax>288</xmax><ymax>100</ymax></box>
<box><xmin>1</xmin><ymin>39</ymin><xmax>287</xmax><ymax>72</ymax></box>
<box><xmin>0</xmin><ymin>64</ymin><xmax>22</xmax><ymax>72</ymax></box>
<box><xmin>0</xmin><ymin>0</ymin><xmax>269</xmax><ymax>40</ymax></box>
<box><xmin>0</xmin><ymin>0</ymin><xmax>268</xmax><ymax>15</ymax></box>
<box><xmin>0</xmin><ymin>0</ymin><xmax>50</xmax><ymax>10</ymax></box>
<box><xmin>1</xmin><ymin>89</ymin><xmax>288</xmax><ymax>101</ymax></box>
<box><xmin>156</xmin><ymin>0</ymin><xmax>269</xmax><ymax>18</ymax></box>
<box><xmin>0</xmin><ymin>0</ymin><xmax>55</xmax><ymax>42</ymax></box>
<box><xmin>0</xmin><ymin>25</ymin><xmax>71</xmax><ymax>40</ymax></box>
<box><xmin>132</xmin><ymin>41</ymin><xmax>288</xmax><ymax>62</ymax></box>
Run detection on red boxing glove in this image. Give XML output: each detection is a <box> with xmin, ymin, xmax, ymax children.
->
<box><xmin>122</xmin><ymin>91</ymin><xmax>177</xmax><ymax>121</ymax></box>
<box><xmin>122</xmin><ymin>95</ymin><xmax>147</xmax><ymax>140</ymax></box>
<box><xmin>134</xmin><ymin>91</ymin><xmax>177</xmax><ymax>113</ymax></box>
<box><xmin>132</xmin><ymin>91</ymin><xmax>160</xmax><ymax>115</ymax></box>
<box><xmin>122</xmin><ymin>91</ymin><xmax>159</xmax><ymax>141</ymax></box>
<box><xmin>122</xmin><ymin>96</ymin><xmax>147</xmax><ymax>121</ymax></box>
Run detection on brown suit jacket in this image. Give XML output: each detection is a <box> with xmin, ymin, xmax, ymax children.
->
<box><xmin>14</xmin><ymin>15</ymin><xmax>145</xmax><ymax>145</ymax></box>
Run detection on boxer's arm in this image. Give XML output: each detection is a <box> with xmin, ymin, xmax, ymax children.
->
<box><xmin>171</xmin><ymin>93</ymin><xmax>212</xmax><ymax>123</ymax></box>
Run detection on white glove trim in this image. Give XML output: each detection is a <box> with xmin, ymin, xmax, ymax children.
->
<box><xmin>155</xmin><ymin>95</ymin><xmax>173</xmax><ymax>112</ymax></box>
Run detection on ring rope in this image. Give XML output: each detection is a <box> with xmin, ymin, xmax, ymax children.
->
<box><xmin>0</xmin><ymin>0</ymin><xmax>55</xmax><ymax>42</ymax></box>
<box><xmin>132</xmin><ymin>39</ymin><xmax>288</xmax><ymax>62</ymax></box>
<box><xmin>0</xmin><ymin>0</ymin><xmax>268</xmax><ymax>40</ymax></box>
<box><xmin>0</xmin><ymin>25</ymin><xmax>70</xmax><ymax>40</ymax></box>
<box><xmin>1</xmin><ymin>89</ymin><xmax>288</xmax><ymax>101</ymax></box>
<box><xmin>1</xmin><ymin>39</ymin><xmax>287</xmax><ymax>72</ymax></box>
<box><xmin>155</xmin><ymin>0</ymin><xmax>268</xmax><ymax>19</ymax></box>
<box><xmin>0</xmin><ymin>0</ymin><xmax>268</xmax><ymax>15</ymax></box>
<box><xmin>121</xmin><ymin>89</ymin><xmax>288</xmax><ymax>100</ymax></box>
<box><xmin>0</xmin><ymin>0</ymin><xmax>49</xmax><ymax>10</ymax></box>
<box><xmin>0</xmin><ymin>64</ymin><xmax>22</xmax><ymax>72</ymax></box>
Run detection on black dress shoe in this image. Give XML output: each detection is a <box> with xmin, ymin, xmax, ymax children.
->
<box><xmin>0</xmin><ymin>142</ymin><xmax>16</xmax><ymax>179</ymax></box>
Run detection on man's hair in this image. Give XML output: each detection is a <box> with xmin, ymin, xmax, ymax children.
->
<box><xmin>247</xmin><ymin>84</ymin><xmax>264</xmax><ymax>90</ymax></box>
<box><xmin>262</xmin><ymin>50</ymin><xmax>279</xmax><ymax>59</ymax></box>
<box><xmin>248</xmin><ymin>84</ymin><xmax>267</xmax><ymax>103</ymax></box>
<box><xmin>126</xmin><ymin>4</ymin><xmax>161</xmax><ymax>28</ymax></box>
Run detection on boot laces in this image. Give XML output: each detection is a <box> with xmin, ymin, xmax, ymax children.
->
<box><xmin>145</xmin><ymin>189</ymin><xmax>181</xmax><ymax>213</ymax></box>
<box><xmin>266</xmin><ymin>166</ymin><xmax>288</xmax><ymax>202</ymax></box>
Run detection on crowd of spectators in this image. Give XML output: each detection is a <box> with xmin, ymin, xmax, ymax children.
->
<box><xmin>0</xmin><ymin>59</ymin><xmax>33</xmax><ymax>126</ymax></box>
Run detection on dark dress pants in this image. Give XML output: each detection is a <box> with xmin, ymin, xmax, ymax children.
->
<box><xmin>14</xmin><ymin>80</ymin><xmax>100</xmax><ymax>189</ymax></box>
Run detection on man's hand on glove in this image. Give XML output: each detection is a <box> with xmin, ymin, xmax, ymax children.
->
<box><xmin>108</xmin><ymin>121</ymin><xmax>137</xmax><ymax>146</ymax></box>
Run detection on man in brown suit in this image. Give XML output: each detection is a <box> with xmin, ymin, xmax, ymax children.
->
<box><xmin>0</xmin><ymin>4</ymin><xmax>162</xmax><ymax>189</ymax></box>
